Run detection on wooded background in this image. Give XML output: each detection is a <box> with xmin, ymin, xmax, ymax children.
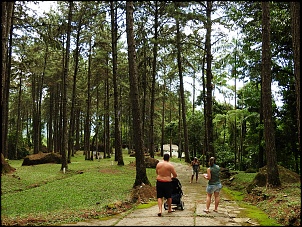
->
<box><xmin>1</xmin><ymin>1</ymin><xmax>300</xmax><ymax>187</ymax></box>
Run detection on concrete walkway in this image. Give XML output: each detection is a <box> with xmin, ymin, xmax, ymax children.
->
<box><xmin>62</xmin><ymin>162</ymin><xmax>259</xmax><ymax>226</ymax></box>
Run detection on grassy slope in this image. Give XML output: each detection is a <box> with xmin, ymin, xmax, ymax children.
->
<box><xmin>221</xmin><ymin>170</ymin><xmax>301</xmax><ymax>226</ymax></box>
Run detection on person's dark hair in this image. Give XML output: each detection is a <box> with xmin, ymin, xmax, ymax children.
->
<box><xmin>163</xmin><ymin>153</ymin><xmax>170</xmax><ymax>161</ymax></box>
<box><xmin>209</xmin><ymin>157</ymin><xmax>215</xmax><ymax>167</ymax></box>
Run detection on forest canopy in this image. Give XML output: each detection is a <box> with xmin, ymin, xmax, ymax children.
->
<box><xmin>1</xmin><ymin>1</ymin><xmax>300</xmax><ymax>177</ymax></box>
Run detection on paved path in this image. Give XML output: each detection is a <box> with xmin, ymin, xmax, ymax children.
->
<box><xmin>62</xmin><ymin>162</ymin><xmax>259</xmax><ymax>226</ymax></box>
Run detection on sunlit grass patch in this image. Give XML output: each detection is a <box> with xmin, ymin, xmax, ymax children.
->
<box><xmin>136</xmin><ymin>201</ymin><xmax>157</xmax><ymax>209</ymax></box>
<box><xmin>239</xmin><ymin>202</ymin><xmax>281</xmax><ymax>226</ymax></box>
<box><xmin>1</xmin><ymin>150</ymin><xmax>158</xmax><ymax>225</ymax></box>
<box><xmin>222</xmin><ymin>187</ymin><xmax>245</xmax><ymax>201</ymax></box>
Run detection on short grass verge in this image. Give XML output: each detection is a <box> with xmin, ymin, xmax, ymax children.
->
<box><xmin>222</xmin><ymin>187</ymin><xmax>281</xmax><ymax>226</ymax></box>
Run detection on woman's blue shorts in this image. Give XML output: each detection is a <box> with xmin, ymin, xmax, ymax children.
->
<box><xmin>206</xmin><ymin>183</ymin><xmax>222</xmax><ymax>194</ymax></box>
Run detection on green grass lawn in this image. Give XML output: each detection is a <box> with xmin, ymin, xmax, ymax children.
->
<box><xmin>1</xmin><ymin>151</ymin><xmax>161</xmax><ymax>225</ymax></box>
<box><xmin>3</xmin><ymin>152</ymin><xmax>298</xmax><ymax>226</ymax></box>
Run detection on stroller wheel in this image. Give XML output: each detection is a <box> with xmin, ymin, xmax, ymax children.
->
<box><xmin>164</xmin><ymin>202</ymin><xmax>168</xmax><ymax>210</ymax></box>
<box><xmin>180</xmin><ymin>201</ymin><xmax>184</xmax><ymax>210</ymax></box>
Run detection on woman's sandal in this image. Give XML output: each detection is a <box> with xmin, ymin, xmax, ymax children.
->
<box><xmin>168</xmin><ymin>209</ymin><xmax>175</xmax><ymax>213</ymax></box>
<box><xmin>203</xmin><ymin>209</ymin><xmax>210</xmax><ymax>213</ymax></box>
<box><xmin>157</xmin><ymin>213</ymin><xmax>162</xmax><ymax>217</ymax></box>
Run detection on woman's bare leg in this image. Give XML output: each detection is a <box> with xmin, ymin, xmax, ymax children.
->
<box><xmin>213</xmin><ymin>191</ymin><xmax>220</xmax><ymax>211</ymax></box>
<box><xmin>205</xmin><ymin>193</ymin><xmax>212</xmax><ymax>212</ymax></box>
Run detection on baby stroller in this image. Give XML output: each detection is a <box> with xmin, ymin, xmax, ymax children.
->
<box><xmin>164</xmin><ymin>178</ymin><xmax>184</xmax><ymax>210</ymax></box>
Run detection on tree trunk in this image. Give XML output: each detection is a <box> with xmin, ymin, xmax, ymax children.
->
<box><xmin>68</xmin><ymin>9</ymin><xmax>83</xmax><ymax>162</ymax></box>
<box><xmin>105</xmin><ymin>71</ymin><xmax>110</xmax><ymax>159</ymax></box>
<box><xmin>261</xmin><ymin>2</ymin><xmax>281</xmax><ymax>187</ymax></box>
<box><xmin>31</xmin><ymin>43</ymin><xmax>47</xmax><ymax>155</ymax></box>
<box><xmin>1</xmin><ymin>2</ymin><xmax>14</xmax><ymax>159</ymax></box>
<box><xmin>14</xmin><ymin>72</ymin><xmax>22</xmax><ymax>159</ymax></box>
<box><xmin>111</xmin><ymin>1</ymin><xmax>124</xmax><ymax>165</ymax></box>
<box><xmin>258</xmin><ymin>96</ymin><xmax>264</xmax><ymax>169</ymax></box>
<box><xmin>201</xmin><ymin>49</ymin><xmax>206</xmax><ymax>167</ymax></box>
<box><xmin>160</xmin><ymin>80</ymin><xmax>166</xmax><ymax>157</ymax></box>
<box><xmin>75</xmin><ymin>106</ymin><xmax>81</xmax><ymax>151</ymax></box>
<box><xmin>290</xmin><ymin>2</ymin><xmax>300</xmax><ymax>174</ymax></box>
<box><xmin>84</xmin><ymin>37</ymin><xmax>92</xmax><ymax>160</ymax></box>
<box><xmin>31</xmin><ymin>71</ymin><xmax>39</xmax><ymax>154</ymax></box>
<box><xmin>54</xmin><ymin>85</ymin><xmax>60</xmax><ymax>153</ymax></box>
<box><xmin>149</xmin><ymin>0</ymin><xmax>159</xmax><ymax>158</ymax></box>
<box><xmin>178</xmin><ymin>91</ymin><xmax>183</xmax><ymax>159</ymax></box>
<box><xmin>126</xmin><ymin>1</ymin><xmax>150</xmax><ymax>187</ymax></box>
<box><xmin>141</xmin><ymin>43</ymin><xmax>148</xmax><ymax>152</ymax></box>
<box><xmin>234</xmin><ymin>40</ymin><xmax>237</xmax><ymax>170</ymax></box>
<box><xmin>61</xmin><ymin>1</ymin><xmax>73</xmax><ymax>171</ymax></box>
<box><xmin>205</xmin><ymin>1</ymin><xmax>214</xmax><ymax>158</ymax></box>
<box><xmin>175</xmin><ymin>3</ymin><xmax>190</xmax><ymax>163</ymax></box>
<box><xmin>47</xmin><ymin>88</ymin><xmax>54</xmax><ymax>152</ymax></box>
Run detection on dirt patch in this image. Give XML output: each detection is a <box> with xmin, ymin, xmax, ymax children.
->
<box><xmin>128</xmin><ymin>157</ymin><xmax>159</xmax><ymax>169</ymax></box>
<box><xmin>259</xmin><ymin>165</ymin><xmax>300</xmax><ymax>183</ymax></box>
<box><xmin>1</xmin><ymin>153</ymin><xmax>16</xmax><ymax>175</ymax></box>
<box><xmin>22</xmin><ymin>152</ymin><xmax>62</xmax><ymax>166</ymax></box>
<box><xmin>99</xmin><ymin>169</ymin><xmax>122</xmax><ymax>174</ymax></box>
<box><xmin>129</xmin><ymin>184</ymin><xmax>157</xmax><ymax>203</ymax></box>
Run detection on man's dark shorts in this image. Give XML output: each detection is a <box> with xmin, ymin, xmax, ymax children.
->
<box><xmin>156</xmin><ymin>180</ymin><xmax>173</xmax><ymax>199</ymax></box>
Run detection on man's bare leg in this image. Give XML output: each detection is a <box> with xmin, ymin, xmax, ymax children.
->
<box><xmin>157</xmin><ymin>198</ymin><xmax>162</xmax><ymax>216</ymax></box>
<box><xmin>167</xmin><ymin>198</ymin><xmax>174</xmax><ymax>212</ymax></box>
